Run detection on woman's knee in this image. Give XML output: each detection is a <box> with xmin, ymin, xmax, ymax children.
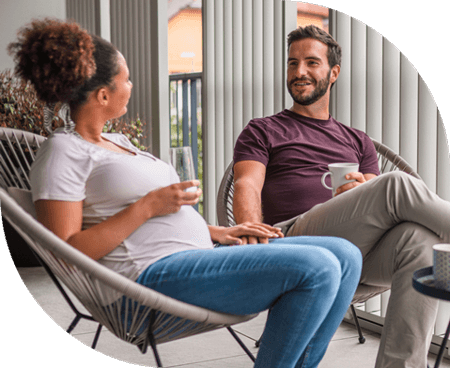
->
<box><xmin>329</xmin><ymin>237</ymin><xmax>361</xmax><ymax>260</ymax></box>
<box><xmin>309</xmin><ymin>237</ymin><xmax>362</xmax><ymax>276</ymax></box>
<box><xmin>299</xmin><ymin>247</ymin><xmax>343</xmax><ymax>292</ymax></box>
<box><xmin>266</xmin><ymin>244</ymin><xmax>342</xmax><ymax>289</ymax></box>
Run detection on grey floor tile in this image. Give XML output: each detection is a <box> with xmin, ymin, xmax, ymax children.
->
<box><xmin>16</xmin><ymin>266</ymin><xmax>450</xmax><ymax>368</ymax></box>
<box><xmin>74</xmin><ymin>310</ymin><xmax>260</xmax><ymax>366</ymax></box>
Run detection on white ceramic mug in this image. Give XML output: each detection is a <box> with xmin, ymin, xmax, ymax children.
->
<box><xmin>321</xmin><ymin>163</ymin><xmax>359</xmax><ymax>197</ymax></box>
<box><xmin>433</xmin><ymin>244</ymin><xmax>450</xmax><ymax>290</ymax></box>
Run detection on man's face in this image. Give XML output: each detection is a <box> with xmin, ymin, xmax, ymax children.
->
<box><xmin>287</xmin><ymin>38</ymin><xmax>334</xmax><ymax>106</ymax></box>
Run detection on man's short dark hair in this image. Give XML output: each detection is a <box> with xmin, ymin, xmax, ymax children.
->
<box><xmin>287</xmin><ymin>25</ymin><xmax>342</xmax><ymax>68</ymax></box>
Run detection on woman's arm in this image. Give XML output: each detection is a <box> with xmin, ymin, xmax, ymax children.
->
<box><xmin>35</xmin><ymin>180</ymin><xmax>201</xmax><ymax>260</ymax></box>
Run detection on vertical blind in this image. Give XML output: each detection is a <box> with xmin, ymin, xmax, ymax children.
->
<box><xmin>329</xmin><ymin>9</ymin><xmax>450</xmax><ymax>341</ymax></box>
<box><xmin>66</xmin><ymin>0</ymin><xmax>99</xmax><ymax>35</ymax></box>
<box><xmin>110</xmin><ymin>0</ymin><xmax>170</xmax><ymax>160</ymax></box>
<box><xmin>110</xmin><ymin>0</ymin><xmax>152</xmax><ymax>126</ymax></box>
<box><xmin>66</xmin><ymin>0</ymin><xmax>169</xmax><ymax>160</ymax></box>
<box><xmin>202</xmin><ymin>0</ymin><xmax>297</xmax><ymax>223</ymax></box>
<box><xmin>329</xmin><ymin>10</ymin><xmax>450</xmax><ymax>198</ymax></box>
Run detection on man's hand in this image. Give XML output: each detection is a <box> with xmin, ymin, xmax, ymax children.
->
<box><xmin>335</xmin><ymin>173</ymin><xmax>377</xmax><ymax>196</ymax></box>
<box><xmin>209</xmin><ymin>223</ymin><xmax>284</xmax><ymax>245</ymax></box>
<box><xmin>239</xmin><ymin>222</ymin><xmax>284</xmax><ymax>245</ymax></box>
<box><xmin>240</xmin><ymin>234</ymin><xmax>269</xmax><ymax>245</ymax></box>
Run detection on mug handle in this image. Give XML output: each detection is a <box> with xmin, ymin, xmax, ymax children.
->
<box><xmin>321</xmin><ymin>172</ymin><xmax>333</xmax><ymax>190</ymax></box>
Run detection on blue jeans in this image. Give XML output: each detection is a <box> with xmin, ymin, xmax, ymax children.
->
<box><xmin>136</xmin><ymin>236</ymin><xmax>362</xmax><ymax>368</ymax></box>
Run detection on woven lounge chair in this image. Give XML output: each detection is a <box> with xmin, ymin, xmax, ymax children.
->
<box><xmin>1</xmin><ymin>188</ymin><xmax>258</xmax><ymax>366</ymax></box>
<box><xmin>0</xmin><ymin>128</ymin><xmax>257</xmax><ymax>366</ymax></box>
<box><xmin>0</xmin><ymin>127</ymin><xmax>103</xmax><ymax>346</ymax></box>
<box><xmin>216</xmin><ymin>138</ymin><xmax>421</xmax><ymax>345</ymax></box>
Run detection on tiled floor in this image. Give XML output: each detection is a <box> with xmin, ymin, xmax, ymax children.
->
<box><xmin>8</xmin><ymin>266</ymin><xmax>450</xmax><ymax>368</ymax></box>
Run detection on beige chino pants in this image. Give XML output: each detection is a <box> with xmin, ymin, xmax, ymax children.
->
<box><xmin>276</xmin><ymin>171</ymin><xmax>449</xmax><ymax>368</ymax></box>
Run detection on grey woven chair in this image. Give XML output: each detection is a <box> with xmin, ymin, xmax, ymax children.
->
<box><xmin>216</xmin><ymin>138</ymin><xmax>421</xmax><ymax>345</ymax></box>
<box><xmin>0</xmin><ymin>128</ymin><xmax>45</xmax><ymax>190</ymax></box>
<box><xmin>0</xmin><ymin>127</ymin><xmax>255</xmax><ymax>366</ymax></box>
<box><xmin>0</xmin><ymin>127</ymin><xmax>103</xmax><ymax>347</ymax></box>
<box><xmin>0</xmin><ymin>128</ymin><xmax>258</xmax><ymax>366</ymax></box>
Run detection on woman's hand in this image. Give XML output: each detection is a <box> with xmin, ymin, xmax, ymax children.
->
<box><xmin>209</xmin><ymin>222</ymin><xmax>284</xmax><ymax>245</ymax></box>
<box><xmin>144</xmin><ymin>180</ymin><xmax>201</xmax><ymax>218</ymax></box>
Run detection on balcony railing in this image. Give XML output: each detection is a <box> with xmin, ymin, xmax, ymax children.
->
<box><xmin>169</xmin><ymin>72</ymin><xmax>203</xmax><ymax>213</ymax></box>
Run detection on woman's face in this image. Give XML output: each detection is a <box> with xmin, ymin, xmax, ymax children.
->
<box><xmin>106</xmin><ymin>52</ymin><xmax>133</xmax><ymax>119</ymax></box>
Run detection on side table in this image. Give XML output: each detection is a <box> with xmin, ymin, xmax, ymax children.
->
<box><xmin>413</xmin><ymin>266</ymin><xmax>450</xmax><ymax>368</ymax></box>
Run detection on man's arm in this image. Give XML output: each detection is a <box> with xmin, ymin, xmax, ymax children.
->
<box><xmin>233</xmin><ymin>160</ymin><xmax>267</xmax><ymax>244</ymax></box>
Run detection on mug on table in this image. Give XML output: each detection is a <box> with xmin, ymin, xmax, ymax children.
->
<box><xmin>433</xmin><ymin>244</ymin><xmax>450</xmax><ymax>290</ymax></box>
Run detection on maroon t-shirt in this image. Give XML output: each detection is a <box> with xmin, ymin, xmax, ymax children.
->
<box><xmin>233</xmin><ymin>109</ymin><xmax>380</xmax><ymax>225</ymax></box>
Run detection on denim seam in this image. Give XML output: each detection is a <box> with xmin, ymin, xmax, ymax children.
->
<box><xmin>143</xmin><ymin>264</ymin><xmax>329</xmax><ymax>291</ymax></box>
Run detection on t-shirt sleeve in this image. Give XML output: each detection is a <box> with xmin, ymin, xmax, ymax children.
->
<box><xmin>30</xmin><ymin>136</ymin><xmax>92</xmax><ymax>203</ymax></box>
<box><xmin>233</xmin><ymin>120</ymin><xmax>270</xmax><ymax>166</ymax></box>
<box><xmin>360</xmin><ymin>134</ymin><xmax>380</xmax><ymax>176</ymax></box>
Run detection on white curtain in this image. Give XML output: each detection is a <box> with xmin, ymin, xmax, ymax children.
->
<box><xmin>67</xmin><ymin>0</ymin><xmax>170</xmax><ymax>160</ymax></box>
<box><xmin>329</xmin><ymin>9</ymin><xmax>450</xmax><ymax>340</ymax></box>
<box><xmin>202</xmin><ymin>0</ymin><xmax>297</xmax><ymax>223</ymax></box>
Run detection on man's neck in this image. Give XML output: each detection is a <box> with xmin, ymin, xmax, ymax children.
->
<box><xmin>289</xmin><ymin>104</ymin><xmax>330</xmax><ymax>120</ymax></box>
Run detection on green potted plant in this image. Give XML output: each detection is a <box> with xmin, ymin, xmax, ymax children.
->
<box><xmin>0</xmin><ymin>69</ymin><xmax>147</xmax><ymax>144</ymax></box>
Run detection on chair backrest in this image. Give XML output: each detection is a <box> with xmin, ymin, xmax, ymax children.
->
<box><xmin>370</xmin><ymin>139</ymin><xmax>420</xmax><ymax>179</ymax></box>
<box><xmin>217</xmin><ymin>138</ymin><xmax>421</xmax><ymax>227</ymax></box>
<box><xmin>0</xmin><ymin>127</ymin><xmax>46</xmax><ymax>190</ymax></box>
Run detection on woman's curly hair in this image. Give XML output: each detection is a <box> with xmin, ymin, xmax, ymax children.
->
<box><xmin>8</xmin><ymin>18</ymin><xmax>96</xmax><ymax>104</ymax></box>
<box><xmin>8</xmin><ymin>18</ymin><xmax>120</xmax><ymax>109</ymax></box>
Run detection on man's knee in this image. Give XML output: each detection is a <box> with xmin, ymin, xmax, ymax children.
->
<box><xmin>377</xmin><ymin>171</ymin><xmax>422</xmax><ymax>191</ymax></box>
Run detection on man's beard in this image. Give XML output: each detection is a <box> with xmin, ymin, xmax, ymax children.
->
<box><xmin>287</xmin><ymin>69</ymin><xmax>331</xmax><ymax>106</ymax></box>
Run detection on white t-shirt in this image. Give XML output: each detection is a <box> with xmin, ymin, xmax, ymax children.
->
<box><xmin>30</xmin><ymin>130</ymin><xmax>213</xmax><ymax>280</ymax></box>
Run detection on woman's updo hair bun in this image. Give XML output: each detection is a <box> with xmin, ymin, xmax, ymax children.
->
<box><xmin>8</xmin><ymin>18</ymin><xmax>96</xmax><ymax>104</ymax></box>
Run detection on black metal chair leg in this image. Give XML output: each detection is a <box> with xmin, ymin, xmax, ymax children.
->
<box><xmin>66</xmin><ymin>315</ymin><xmax>82</xmax><ymax>334</ymax></box>
<box><xmin>433</xmin><ymin>319</ymin><xmax>450</xmax><ymax>368</ymax></box>
<box><xmin>145</xmin><ymin>310</ymin><xmax>163</xmax><ymax>367</ymax></box>
<box><xmin>91</xmin><ymin>324</ymin><xmax>103</xmax><ymax>349</ymax></box>
<box><xmin>39</xmin><ymin>254</ymin><xmax>104</xmax><ymax>347</ymax></box>
<box><xmin>227</xmin><ymin>327</ymin><xmax>256</xmax><ymax>362</ymax></box>
<box><xmin>255</xmin><ymin>336</ymin><xmax>261</xmax><ymax>348</ymax></box>
<box><xmin>149</xmin><ymin>336</ymin><xmax>163</xmax><ymax>367</ymax></box>
<box><xmin>350</xmin><ymin>304</ymin><xmax>366</xmax><ymax>344</ymax></box>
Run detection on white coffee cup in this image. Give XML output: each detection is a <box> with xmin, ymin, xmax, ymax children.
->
<box><xmin>433</xmin><ymin>244</ymin><xmax>450</xmax><ymax>290</ymax></box>
<box><xmin>321</xmin><ymin>163</ymin><xmax>360</xmax><ymax>197</ymax></box>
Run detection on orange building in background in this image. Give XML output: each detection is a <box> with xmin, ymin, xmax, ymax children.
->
<box><xmin>168</xmin><ymin>0</ymin><xmax>202</xmax><ymax>74</ymax></box>
<box><xmin>296</xmin><ymin>2</ymin><xmax>329</xmax><ymax>32</ymax></box>
<box><xmin>168</xmin><ymin>1</ymin><xmax>329</xmax><ymax>74</ymax></box>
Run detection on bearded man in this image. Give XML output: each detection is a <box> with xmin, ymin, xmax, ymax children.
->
<box><xmin>232</xmin><ymin>24</ymin><xmax>450</xmax><ymax>368</ymax></box>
